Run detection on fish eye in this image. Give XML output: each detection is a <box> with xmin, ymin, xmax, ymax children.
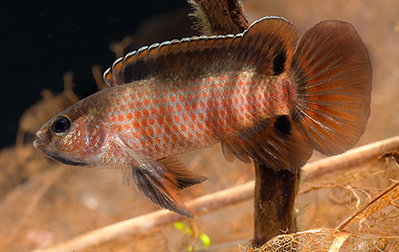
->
<box><xmin>50</xmin><ymin>116</ymin><xmax>71</xmax><ymax>136</ymax></box>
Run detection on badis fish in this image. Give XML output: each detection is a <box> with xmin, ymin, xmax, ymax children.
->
<box><xmin>34</xmin><ymin>17</ymin><xmax>372</xmax><ymax>217</ymax></box>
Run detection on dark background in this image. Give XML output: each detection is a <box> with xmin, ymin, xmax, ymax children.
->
<box><xmin>1</xmin><ymin>0</ymin><xmax>193</xmax><ymax>148</ymax></box>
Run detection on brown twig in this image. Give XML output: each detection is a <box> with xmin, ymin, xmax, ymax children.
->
<box><xmin>302</xmin><ymin>136</ymin><xmax>399</xmax><ymax>181</ymax></box>
<box><xmin>34</xmin><ymin>181</ymin><xmax>254</xmax><ymax>252</ymax></box>
<box><xmin>336</xmin><ymin>180</ymin><xmax>399</xmax><ymax>231</ymax></box>
<box><xmin>188</xmin><ymin>0</ymin><xmax>248</xmax><ymax>35</ymax></box>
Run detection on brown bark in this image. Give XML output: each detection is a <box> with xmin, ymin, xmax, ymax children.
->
<box><xmin>191</xmin><ymin>0</ymin><xmax>248</xmax><ymax>35</ymax></box>
<box><xmin>253</xmin><ymin>165</ymin><xmax>298</xmax><ymax>246</ymax></box>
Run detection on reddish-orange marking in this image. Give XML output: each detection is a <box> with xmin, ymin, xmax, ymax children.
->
<box><xmin>145</xmin><ymin>91</ymin><xmax>149</xmax><ymax>96</ymax></box>
<box><xmin>177</xmin><ymin>105</ymin><xmax>183</xmax><ymax>111</ymax></box>
<box><xmin>169</xmin><ymin>106</ymin><xmax>174</xmax><ymax>112</ymax></box>
<box><xmin>200</xmin><ymin>102</ymin><xmax>206</xmax><ymax>109</ymax></box>
<box><xmin>124</xmin><ymin>124</ymin><xmax>130</xmax><ymax>130</ymax></box>
<box><xmin>148</xmin><ymin>128</ymin><xmax>154</xmax><ymax>135</ymax></box>
<box><xmin>156</xmin><ymin>127</ymin><xmax>162</xmax><ymax>135</ymax></box>
<box><xmin>212</xmin><ymin>83</ymin><xmax>216</xmax><ymax>88</ymax></box>
<box><xmin>153</xmin><ymin>99</ymin><xmax>158</xmax><ymax>105</ymax></box>
<box><xmin>180</xmin><ymin>95</ymin><xmax>185</xmax><ymax>102</ymax></box>
<box><xmin>163</xmin><ymin>136</ymin><xmax>169</xmax><ymax>143</ymax></box>
<box><xmin>171</xmin><ymin>96</ymin><xmax>176</xmax><ymax>102</ymax></box>
<box><xmin>133</xmin><ymin>122</ymin><xmax>140</xmax><ymax>130</ymax></box>
<box><xmin>149</xmin><ymin>118</ymin><xmax>155</xmax><ymax>125</ymax></box>
<box><xmin>174</xmin><ymin>115</ymin><xmax>180</xmax><ymax>123</ymax></box>
<box><xmin>111</xmin><ymin>116</ymin><xmax>116</xmax><ymax>122</ymax></box>
<box><xmin>198</xmin><ymin>122</ymin><xmax>203</xmax><ymax>129</ymax></box>
<box><xmin>164</xmin><ymin>126</ymin><xmax>171</xmax><ymax>134</ymax></box>
<box><xmin>139</xmin><ymin>129</ymin><xmax>146</xmax><ymax>136</ymax></box>
<box><xmin>160</xmin><ymin>107</ymin><xmax>166</xmax><ymax>114</ymax></box>
<box><xmin>205</xmin><ymin>84</ymin><xmax>209</xmax><ymax>89</ymax></box>
<box><xmin>156</xmin><ymin>116</ymin><xmax>164</xmax><ymax>125</ymax></box>
<box><xmin>182</xmin><ymin>113</ymin><xmax>188</xmax><ymax>121</ymax></box>
<box><xmin>203</xmin><ymin>92</ymin><xmax>207</xmax><ymax>98</ymax></box>
<box><xmin>143</xmin><ymin>110</ymin><xmax>149</xmax><ymax>117</ymax></box>
<box><xmin>192</xmin><ymin>103</ymin><xmax>198</xmax><ymax>110</ymax></box>
<box><xmin>127</xmin><ymin>113</ymin><xmax>133</xmax><ymax>120</ymax></box>
<box><xmin>136</xmin><ymin>101</ymin><xmax>141</xmax><ymax>108</ymax></box>
<box><xmin>129</xmin><ymin>103</ymin><xmax>133</xmax><ymax>109</ymax></box>
<box><xmin>189</xmin><ymin>124</ymin><xmax>195</xmax><ymax>131</ymax></box>
<box><xmin>181</xmin><ymin>125</ymin><xmax>187</xmax><ymax>132</ymax></box>
<box><xmin>119</xmin><ymin>115</ymin><xmax>124</xmax><ymax>122</ymax></box>
<box><xmin>190</xmin><ymin>113</ymin><xmax>196</xmax><ymax>121</ymax></box>
<box><xmin>188</xmin><ymin>94</ymin><xmax>193</xmax><ymax>100</ymax></box>
<box><xmin>173</xmin><ymin>125</ymin><xmax>179</xmax><ymax>133</ymax></box>
<box><xmin>165</xmin><ymin>116</ymin><xmax>172</xmax><ymax>124</ymax></box>
<box><xmin>155</xmin><ymin>138</ymin><xmax>160</xmax><ymax>144</ymax></box>
<box><xmin>116</xmin><ymin>125</ymin><xmax>122</xmax><ymax>132</ymax></box>
<box><xmin>151</xmin><ymin>108</ymin><xmax>157</xmax><ymax>115</ymax></box>
<box><xmin>162</xmin><ymin>97</ymin><xmax>167</xmax><ymax>103</ymax></box>
<box><xmin>144</xmin><ymin>99</ymin><xmax>150</xmax><ymax>106</ymax></box>
<box><xmin>134</xmin><ymin>111</ymin><xmax>141</xmax><ymax>118</ymax></box>
<box><xmin>132</xmin><ymin>131</ymin><xmax>138</xmax><ymax>139</ymax></box>
<box><xmin>141</xmin><ymin>120</ymin><xmax>147</xmax><ymax>127</ymax></box>
<box><xmin>199</xmin><ymin>113</ymin><xmax>204</xmax><ymax>120</ymax></box>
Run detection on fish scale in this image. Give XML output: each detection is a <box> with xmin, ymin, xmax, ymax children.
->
<box><xmin>34</xmin><ymin>17</ymin><xmax>372</xmax><ymax>217</ymax></box>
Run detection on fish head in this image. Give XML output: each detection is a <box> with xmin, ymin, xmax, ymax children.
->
<box><xmin>33</xmin><ymin>101</ymin><xmax>106</xmax><ymax>166</ymax></box>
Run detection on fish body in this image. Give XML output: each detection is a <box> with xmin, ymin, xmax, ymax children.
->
<box><xmin>34</xmin><ymin>17</ymin><xmax>372</xmax><ymax>217</ymax></box>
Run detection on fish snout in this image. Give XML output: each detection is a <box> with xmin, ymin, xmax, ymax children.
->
<box><xmin>33</xmin><ymin>128</ymin><xmax>48</xmax><ymax>151</ymax></box>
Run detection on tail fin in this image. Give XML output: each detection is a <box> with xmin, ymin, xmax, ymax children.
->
<box><xmin>290</xmin><ymin>20</ymin><xmax>372</xmax><ymax>155</ymax></box>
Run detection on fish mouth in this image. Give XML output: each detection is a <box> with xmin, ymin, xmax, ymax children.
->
<box><xmin>33</xmin><ymin>132</ymin><xmax>87</xmax><ymax>166</ymax></box>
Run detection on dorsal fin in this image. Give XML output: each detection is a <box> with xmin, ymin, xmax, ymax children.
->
<box><xmin>103</xmin><ymin>17</ymin><xmax>298</xmax><ymax>87</ymax></box>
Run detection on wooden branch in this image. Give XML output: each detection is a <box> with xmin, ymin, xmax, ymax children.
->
<box><xmin>302</xmin><ymin>136</ymin><xmax>399</xmax><ymax>181</ymax></box>
<box><xmin>35</xmin><ymin>136</ymin><xmax>399</xmax><ymax>251</ymax></box>
<box><xmin>253</xmin><ymin>167</ymin><xmax>298</xmax><ymax>246</ymax></box>
<box><xmin>34</xmin><ymin>182</ymin><xmax>255</xmax><ymax>252</ymax></box>
<box><xmin>190</xmin><ymin>0</ymin><xmax>248</xmax><ymax>35</ymax></box>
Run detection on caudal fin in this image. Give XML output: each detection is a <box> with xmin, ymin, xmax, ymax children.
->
<box><xmin>290</xmin><ymin>21</ymin><xmax>372</xmax><ymax>155</ymax></box>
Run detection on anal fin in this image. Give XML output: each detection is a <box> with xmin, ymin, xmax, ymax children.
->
<box><xmin>221</xmin><ymin>115</ymin><xmax>313</xmax><ymax>171</ymax></box>
<box><xmin>158</xmin><ymin>157</ymin><xmax>207</xmax><ymax>189</ymax></box>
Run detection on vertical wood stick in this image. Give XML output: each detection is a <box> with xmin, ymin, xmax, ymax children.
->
<box><xmin>253</xmin><ymin>165</ymin><xmax>298</xmax><ymax>246</ymax></box>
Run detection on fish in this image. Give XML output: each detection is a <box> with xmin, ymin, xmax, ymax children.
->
<box><xmin>33</xmin><ymin>17</ymin><xmax>372</xmax><ymax>217</ymax></box>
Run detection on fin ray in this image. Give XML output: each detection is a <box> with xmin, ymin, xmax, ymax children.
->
<box><xmin>103</xmin><ymin>17</ymin><xmax>298</xmax><ymax>86</ymax></box>
<box><xmin>291</xmin><ymin>20</ymin><xmax>372</xmax><ymax>155</ymax></box>
<box><xmin>221</xmin><ymin>116</ymin><xmax>313</xmax><ymax>171</ymax></box>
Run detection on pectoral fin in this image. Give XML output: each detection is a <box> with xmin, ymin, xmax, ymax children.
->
<box><xmin>120</xmin><ymin>145</ymin><xmax>206</xmax><ymax>217</ymax></box>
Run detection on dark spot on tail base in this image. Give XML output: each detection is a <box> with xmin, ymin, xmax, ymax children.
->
<box><xmin>273</xmin><ymin>50</ymin><xmax>287</xmax><ymax>75</ymax></box>
<box><xmin>274</xmin><ymin>115</ymin><xmax>291</xmax><ymax>135</ymax></box>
